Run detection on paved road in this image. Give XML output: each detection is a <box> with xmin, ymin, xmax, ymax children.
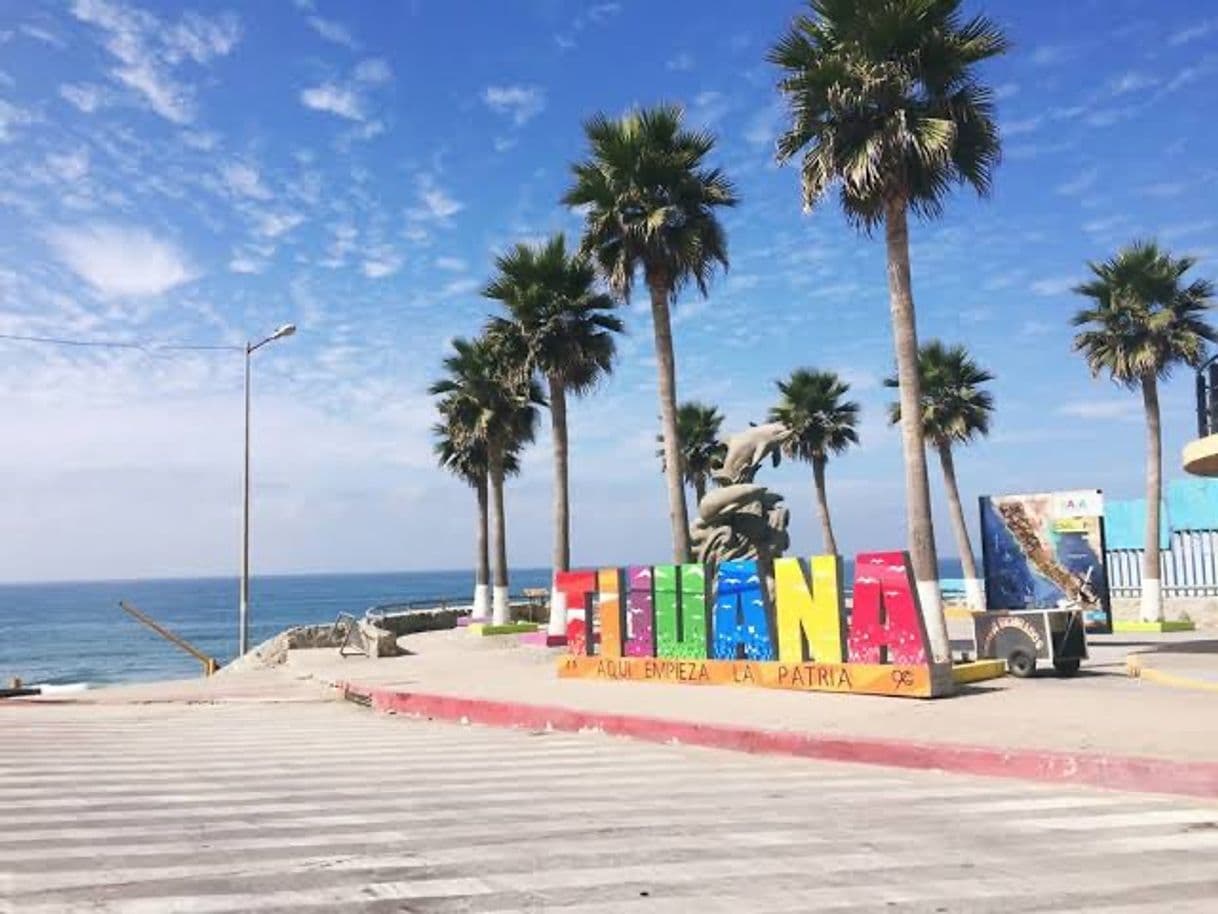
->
<box><xmin>2</xmin><ymin>697</ymin><xmax>1218</xmax><ymax>913</ymax></box>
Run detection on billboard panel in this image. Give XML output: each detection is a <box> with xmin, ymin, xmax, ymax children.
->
<box><xmin>979</xmin><ymin>489</ymin><xmax>1112</xmax><ymax>633</ymax></box>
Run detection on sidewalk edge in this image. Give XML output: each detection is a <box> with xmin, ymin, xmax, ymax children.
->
<box><xmin>336</xmin><ymin>681</ymin><xmax>1218</xmax><ymax>800</ymax></box>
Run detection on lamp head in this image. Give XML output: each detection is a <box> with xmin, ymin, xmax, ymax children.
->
<box><xmin>271</xmin><ymin>323</ymin><xmax>297</xmax><ymax>341</ymax></box>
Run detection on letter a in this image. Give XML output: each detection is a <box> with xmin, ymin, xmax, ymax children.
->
<box><xmin>846</xmin><ymin>551</ymin><xmax>930</xmax><ymax>665</ymax></box>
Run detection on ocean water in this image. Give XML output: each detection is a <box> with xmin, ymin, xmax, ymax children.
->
<box><xmin>0</xmin><ymin>569</ymin><xmax>551</xmax><ymax>687</ymax></box>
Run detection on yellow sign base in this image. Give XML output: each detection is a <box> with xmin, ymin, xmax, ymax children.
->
<box><xmin>558</xmin><ymin>655</ymin><xmax>952</xmax><ymax>698</ymax></box>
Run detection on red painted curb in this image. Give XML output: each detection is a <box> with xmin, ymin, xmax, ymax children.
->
<box><xmin>337</xmin><ymin>681</ymin><xmax>1218</xmax><ymax>800</ymax></box>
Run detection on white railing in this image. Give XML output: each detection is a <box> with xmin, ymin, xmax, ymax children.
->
<box><xmin>1107</xmin><ymin>529</ymin><xmax>1218</xmax><ymax>598</ymax></box>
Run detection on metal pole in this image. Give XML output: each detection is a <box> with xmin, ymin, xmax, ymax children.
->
<box><xmin>240</xmin><ymin>342</ymin><xmax>252</xmax><ymax>656</ymax></box>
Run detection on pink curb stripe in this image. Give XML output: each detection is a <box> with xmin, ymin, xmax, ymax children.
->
<box><xmin>338</xmin><ymin>681</ymin><xmax>1218</xmax><ymax>800</ymax></box>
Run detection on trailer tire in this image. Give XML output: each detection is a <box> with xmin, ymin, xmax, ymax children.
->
<box><xmin>1053</xmin><ymin>658</ymin><xmax>1081</xmax><ymax>677</ymax></box>
<box><xmin>1007</xmin><ymin>649</ymin><xmax>1037</xmax><ymax>678</ymax></box>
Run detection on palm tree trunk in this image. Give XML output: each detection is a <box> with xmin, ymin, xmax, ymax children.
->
<box><xmin>647</xmin><ymin>273</ymin><xmax>692</xmax><ymax>562</ymax></box>
<box><xmin>472</xmin><ymin>474</ymin><xmax>491</xmax><ymax>620</ymax></box>
<box><xmin>884</xmin><ymin>198</ymin><xmax>948</xmax><ymax>662</ymax></box>
<box><xmin>811</xmin><ymin>455</ymin><xmax>838</xmax><ymax>555</ymax></box>
<box><xmin>547</xmin><ymin>376</ymin><xmax>571</xmax><ymax>638</ymax></box>
<box><xmin>936</xmin><ymin>441</ymin><xmax>983</xmax><ymax>610</ymax></box>
<box><xmin>490</xmin><ymin>451</ymin><xmax>510</xmax><ymax>626</ymax></box>
<box><xmin>1141</xmin><ymin>373</ymin><xmax>1164</xmax><ymax>622</ymax></box>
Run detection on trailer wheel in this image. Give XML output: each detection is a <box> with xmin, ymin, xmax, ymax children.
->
<box><xmin>1053</xmin><ymin>658</ymin><xmax>1081</xmax><ymax>677</ymax></box>
<box><xmin>1007</xmin><ymin>649</ymin><xmax>1037</xmax><ymax>678</ymax></box>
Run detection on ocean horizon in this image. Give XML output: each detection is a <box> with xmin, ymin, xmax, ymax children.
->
<box><xmin>1</xmin><ymin>558</ymin><xmax>964</xmax><ymax>687</ymax></box>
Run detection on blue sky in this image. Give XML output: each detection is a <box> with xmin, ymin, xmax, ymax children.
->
<box><xmin>1</xmin><ymin>0</ymin><xmax>1216</xmax><ymax>582</ymax></box>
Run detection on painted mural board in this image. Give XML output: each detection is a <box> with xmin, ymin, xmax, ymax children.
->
<box><xmin>555</xmin><ymin>552</ymin><xmax>951</xmax><ymax>699</ymax></box>
<box><xmin>979</xmin><ymin>489</ymin><xmax>1113</xmax><ymax>633</ymax></box>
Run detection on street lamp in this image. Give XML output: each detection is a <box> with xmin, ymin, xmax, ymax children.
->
<box><xmin>240</xmin><ymin>324</ymin><xmax>296</xmax><ymax>655</ymax></box>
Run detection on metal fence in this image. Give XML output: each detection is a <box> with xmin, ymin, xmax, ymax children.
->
<box><xmin>1107</xmin><ymin>529</ymin><xmax>1218</xmax><ymax>598</ymax></box>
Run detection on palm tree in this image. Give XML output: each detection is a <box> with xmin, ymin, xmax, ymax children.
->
<box><xmin>885</xmin><ymin>342</ymin><xmax>994</xmax><ymax>609</ymax></box>
<box><xmin>432</xmin><ymin>421</ymin><xmax>519</xmax><ymax>620</ymax></box>
<box><xmin>769</xmin><ymin>0</ymin><xmax>1007</xmax><ymax>661</ymax></box>
<box><xmin>769</xmin><ymin>369</ymin><xmax>859</xmax><ymax>555</ymax></box>
<box><xmin>657</xmin><ymin>401</ymin><xmax>727</xmax><ymax>505</ymax></box>
<box><xmin>563</xmin><ymin>105</ymin><xmax>738</xmax><ymax>561</ymax></box>
<box><xmin>484</xmin><ymin>234</ymin><xmax>623</xmax><ymax>638</ymax></box>
<box><xmin>430</xmin><ymin>335</ymin><xmax>544</xmax><ymax>625</ymax></box>
<box><xmin>1072</xmin><ymin>241</ymin><xmax>1216</xmax><ymax>622</ymax></box>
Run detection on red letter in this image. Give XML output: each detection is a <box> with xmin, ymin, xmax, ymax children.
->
<box><xmin>556</xmin><ymin>570</ymin><xmax>598</xmax><ymax>656</ymax></box>
<box><xmin>847</xmin><ymin>552</ymin><xmax>930</xmax><ymax>665</ymax></box>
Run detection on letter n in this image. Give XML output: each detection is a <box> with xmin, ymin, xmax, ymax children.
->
<box><xmin>712</xmin><ymin>559</ymin><xmax>776</xmax><ymax>661</ymax></box>
<box><xmin>774</xmin><ymin>555</ymin><xmax>845</xmax><ymax>663</ymax></box>
<box><xmin>846</xmin><ymin>551</ymin><xmax>930</xmax><ymax>665</ymax></box>
<box><xmin>556</xmin><ymin>570</ymin><xmax>597</xmax><ymax>656</ymax></box>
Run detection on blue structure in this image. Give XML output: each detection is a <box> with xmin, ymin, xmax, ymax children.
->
<box><xmin>1104</xmin><ymin>478</ymin><xmax>1218</xmax><ymax>597</ymax></box>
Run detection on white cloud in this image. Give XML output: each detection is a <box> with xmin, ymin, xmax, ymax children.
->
<box><xmin>1030</xmin><ymin>275</ymin><xmax>1079</xmax><ymax>297</ymax></box>
<box><xmin>47</xmin><ymin>148</ymin><xmax>91</xmax><ymax>182</ymax></box>
<box><xmin>1169</xmin><ymin>19</ymin><xmax>1216</xmax><ymax>46</ymax></box>
<box><xmin>482</xmin><ymin>85</ymin><xmax>546</xmax><ymax>126</ymax></box>
<box><xmin>1109</xmin><ymin>71</ymin><xmax>1158</xmax><ymax>95</ymax></box>
<box><xmin>1140</xmin><ymin>181</ymin><xmax>1186</xmax><ymax>198</ymax></box>
<box><xmin>362</xmin><ymin>252</ymin><xmax>402</xmax><ymax>279</ymax></box>
<box><xmin>0</xmin><ymin>98</ymin><xmax>34</xmax><ymax>142</ymax></box>
<box><xmin>1056</xmin><ymin>167</ymin><xmax>1099</xmax><ymax>196</ymax></box>
<box><xmin>1004</xmin><ymin>115</ymin><xmax>1043</xmax><ymax>136</ymax></box>
<box><xmin>70</xmin><ymin>0</ymin><xmax>241</xmax><ymax>124</ymax></box>
<box><xmin>492</xmin><ymin>136</ymin><xmax>517</xmax><ymax>153</ymax></box>
<box><xmin>408</xmin><ymin>176</ymin><xmax>463</xmax><ymax>222</ymax></box>
<box><xmin>744</xmin><ymin>100</ymin><xmax>783</xmax><ymax>148</ymax></box>
<box><xmin>1019</xmin><ymin>320</ymin><xmax>1053</xmax><ymax>338</ymax></box>
<box><xmin>666</xmin><ymin>52</ymin><xmax>694</xmax><ymax>72</ymax></box>
<box><xmin>1030</xmin><ymin>44</ymin><xmax>1072</xmax><ymax>66</ymax></box>
<box><xmin>163</xmin><ymin>10</ymin><xmax>240</xmax><ymax>63</ymax></box>
<box><xmin>555</xmin><ymin>2</ymin><xmax>622</xmax><ymax>50</ymax></box>
<box><xmin>994</xmin><ymin>82</ymin><xmax>1020</xmax><ymax>100</ymax></box>
<box><xmin>45</xmin><ymin>223</ymin><xmax>197</xmax><ymax>297</ymax></box>
<box><xmin>306</xmin><ymin>15</ymin><xmax>357</xmax><ymax>49</ymax></box>
<box><xmin>353</xmin><ymin>58</ymin><xmax>391</xmax><ymax>84</ymax></box>
<box><xmin>228</xmin><ymin>254</ymin><xmax>263</xmax><ymax>274</ymax></box>
<box><xmin>255</xmin><ymin>210</ymin><xmax>304</xmax><ymax>238</ymax></box>
<box><xmin>1057</xmin><ymin>399</ymin><xmax>1139</xmax><ymax>420</ymax></box>
<box><xmin>1083</xmin><ymin>215</ymin><xmax>1128</xmax><ymax>235</ymax></box>
<box><xmin>1165</xmin><ymin>54</ymin><xmax>1218</xmax><ymax>93</ymax></box>
<box><xmin>179</xmin><ymin>129</ymin><xmax>218</xmax><ymax>150</ymax></box>
<box><xmin>59</xmin><ymin>82</ymin><xmax>104</xmax><ymax>113</ymax></box>
<box><xmin>435</xmin><ymin>256</ymin><xmax>467</xmax><ymax>272</ymax></box>
<box><xmin>300</xmin><ymin>83</ymin><xmax>364</xmax><ymax>121</ymax></box>
<box><xmin>689</xmin><ymin>90</ymin><xmax>729</xmax><ymax>128</ymax></box>
<box><xmin>20</xmin><ymin>24</ymin><xmax>65</xmax><ymax>47</ymax></box>
<box><xmin>442</xmin><ymin>277</ymin><xmax>480</xmax><ymax>297</ymax></box>
<box><xmin>221</xmin><ymin>161</ymin><xmax>272</xmax><ymax>200</ymax></box>
<box><xmin>299</xmin><ymin>59</ymin><xmax>389</xmax><ymax>125</ymax></box>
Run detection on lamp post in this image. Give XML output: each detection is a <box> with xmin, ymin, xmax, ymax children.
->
<box><xmin>240</xmin><ymin>323</ymin><xmax>296</xmax><ymax>656</ymax></box>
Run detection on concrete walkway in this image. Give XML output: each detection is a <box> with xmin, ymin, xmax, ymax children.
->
<box><xmin>5</xmin><ymin>700</ymin><xmax>1218</xmax><ymax>913</ymax></box>
<box><xmin>286</xmin><ymin>628</ymin><xmax>1218</xmax><ymax>760</ymax></box>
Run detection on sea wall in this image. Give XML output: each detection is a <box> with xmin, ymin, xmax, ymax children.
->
<box><xmin>218</xmin><ymin>606</ymin><xmax>468</xmax><ymax>674</ymax></box>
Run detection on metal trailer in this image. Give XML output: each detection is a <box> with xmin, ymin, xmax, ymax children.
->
<box><xmin>973</xmin><ymin>607</ymin><xmax>1089</xmax><ymax>678</ymax></box>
